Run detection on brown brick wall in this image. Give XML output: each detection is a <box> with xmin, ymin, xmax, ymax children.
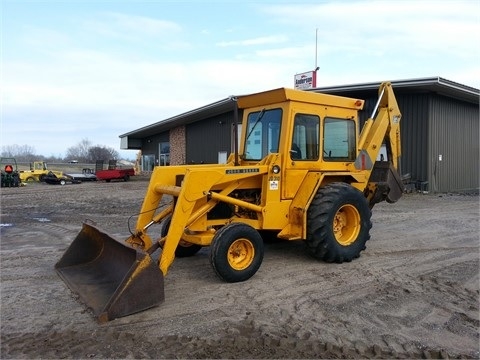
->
<box><xmin>169</xmin><ymin>126</ymin><xmax>186</xmax><ymax>165</ymax></box>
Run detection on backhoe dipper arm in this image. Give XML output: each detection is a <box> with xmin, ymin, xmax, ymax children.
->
<box><xmin>357</xmin><ymin>82</ymin><xmax>402</xmax><ymax>169</ymax></box>
<box><xmin>355</xmin><ymin>82</ymin><xmax>403</xmax><ymax>205</ymax></box>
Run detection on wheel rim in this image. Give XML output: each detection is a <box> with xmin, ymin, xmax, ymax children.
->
<box><xmin>333</xmin><ymin>204</ymin><xmax>361</xmax><ymax>246</ymax></box>
<box><xmin>227</xmin><ymin>238</ymin><xmax>255</xmax><ymax>270</ymax></box>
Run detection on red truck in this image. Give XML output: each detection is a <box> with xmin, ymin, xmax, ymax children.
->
<box><xmin>95</xmin><ymin>160</ymin><xmax>135</xmax><ymax>182</ymax></box>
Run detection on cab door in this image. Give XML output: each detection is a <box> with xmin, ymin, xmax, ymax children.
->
<box><xmin>282</xmin><ymin>111</ymin><xmax>321</xmax><ymax>199</ymax></box>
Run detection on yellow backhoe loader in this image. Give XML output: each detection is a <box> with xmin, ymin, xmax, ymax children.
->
<box><xmin>19</xmin><ymin>161</ymin><xmax>63</xmax><ymax>182</ymax></box>
<box><xmin>56</xmin><ymin>82</ymin><xmax>403</xmax><ymax>322</ymax></box>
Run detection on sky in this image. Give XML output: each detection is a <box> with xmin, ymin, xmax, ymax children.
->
<box><xmin>1</xmin><ymin>0</ymin><xmax>479</xmax><ymax>160</ymax></box>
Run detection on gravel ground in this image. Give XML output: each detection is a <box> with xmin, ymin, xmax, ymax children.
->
<box><xmin>1</xmin><ymin>177</ymin><xmax>479</xmax><ymax>359</ymax></box>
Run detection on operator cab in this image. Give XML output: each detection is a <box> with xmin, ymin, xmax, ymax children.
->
<box><xmin>238</xmin><ymin>87</ymin><xmax>363</xmax><ymax>168</ymax></box>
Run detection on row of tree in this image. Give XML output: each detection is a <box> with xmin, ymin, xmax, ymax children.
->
<box><xmin>1</xmin><ymin>139</ymin><xmax>120</xmax><ymax>163</ymax></box>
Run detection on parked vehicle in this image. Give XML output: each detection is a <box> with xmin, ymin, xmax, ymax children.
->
<box><xmin>95</xmin><ymin>168</ymin><xmax>134</xmax><ymax>182</ymax></box>
<box><xmin>43</xmin><ymin>172</ymin><xmax>81</xmax><ymax>185</ymax></box>
<box><xmin>19</xmin><ymin>161</ymin><xmax>63</xmax><ymax>182</ymax></box>
<box><xmin>1</xmin><ymin>158</ymin><xmax>20</xmax><ymax>187</ymax></box>
<box><xmin>65</xmin><ymin>168</ymin><xmax>97</xmax><ymax>182</ymax></box>
<box><xmin>94</xmin><ymin>160</ymin><xmax>135</xmax><ymax>182</ymax></box>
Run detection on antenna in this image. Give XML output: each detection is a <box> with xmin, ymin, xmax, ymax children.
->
<box><xmin>314</xmin><ymin>28</ymin><xmax>319</xmax><ymax>87</ymax></box>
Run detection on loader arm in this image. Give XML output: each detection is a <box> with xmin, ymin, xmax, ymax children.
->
<box><xmin>126</xmin><ymin>163</ymin><xmax>272</xmax><ymax>275</ymax></box>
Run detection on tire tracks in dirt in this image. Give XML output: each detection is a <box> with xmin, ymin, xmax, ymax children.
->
<box><xmin>1</xmin><ymin>183</ymin><xmax>478</xmax><ymax>359</ymax></box>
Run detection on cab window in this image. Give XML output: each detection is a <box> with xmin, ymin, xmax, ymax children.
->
<box><xmin>291</xmin><ymin>114</ymin><xmax>319</xmax><ymax>161</ymax></box>
<box><xmin>244</xmin><ymin>108</ymin><xmax>282</xmax><ymax>161</ymax></box>
<box><xmin>323</xmin><ymin>117</ymin><xmax>356</xmax><ymax>161</ymax></box>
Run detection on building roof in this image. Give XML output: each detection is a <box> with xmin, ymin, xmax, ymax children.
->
<box><xmin>311</xmin><ymin>76</ymin><xmax>479</xmax><ymax>104</ymax></box>
<box><xmin>120</xmin><ymin>97</ymin><xmax>236</xmax><ymax>138</ymax></box>
<box><xmin>120</xmin><ymin>76</ymin><xmax>479</xmax><ymax>139</ymax></box>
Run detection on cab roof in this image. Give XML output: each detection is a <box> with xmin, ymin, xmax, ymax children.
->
<box><xmin>236</xmin><ymin>87</ymin><xmax>365</xmax><ymax>111</ymax></box>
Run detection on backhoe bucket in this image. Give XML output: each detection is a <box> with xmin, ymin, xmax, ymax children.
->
<box><xmin>55</xmin><ymin>223</ymin><xmax>164</xmax><ymax>323</ymax></box>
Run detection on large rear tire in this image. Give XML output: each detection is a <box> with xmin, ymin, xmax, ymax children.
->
<box><xmin>306</xmin><ymin>182</ymin><xmax>372</xmax><ymax>263</ymax></box>
<box><xmin>210</xmin><ymin>223</ymin><xmax>264</xmax><ymax>282</ymax></box>
<box><xmin>160</xmin><ymin>214</ymin><xmax>202</xmax><ymax>257</ymax></box>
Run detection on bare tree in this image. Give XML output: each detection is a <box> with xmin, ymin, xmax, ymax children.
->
<box><xmin>1</xmin><ymin>144</ymin><xmax>38</xmax><ymax>162</ymax></box>
<box><xmin>2</xmin><ymin>140</ymin><xmax>123</xmax><ymax>164</ymax></box>
<box><xmin>65</xmin><ymin>138</ymin><xmax>92</xmax><ymax>162</ymax></box>
<box><xmin>88</xmin><ymin>145</ymin><xmax>119</xmax><ymax>162</ymax></box>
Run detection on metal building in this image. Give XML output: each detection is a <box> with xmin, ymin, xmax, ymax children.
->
<box><xmin>120</xmin><ymin>77</ymin><xmax>479</xmax><ymax>193</ymax></box>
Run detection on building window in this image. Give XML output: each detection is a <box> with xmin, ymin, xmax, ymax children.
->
<box><xmin>142</xmin><ymin>154</ymin><xmax>155</xmax><ymax>171</ymax></box>
<box><xmin>232</xmin><ymin>124</ymin><xmax>242</xmax><ymax>153</ymax></box>
<box><xmin>218</xmin><ymin>151</ymin><xmax>228</xmax><ymax>164</ymax></box>
<box><xmin>159</xmin><ymin>142</ymin><xmax>170</xmax><ymax>166</ymax></box>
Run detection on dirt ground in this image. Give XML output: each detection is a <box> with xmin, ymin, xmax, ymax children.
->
<box><xmin>1</xmin><ymin>177</ymin><xmax>479</xmax><ymax>359</ymax></box>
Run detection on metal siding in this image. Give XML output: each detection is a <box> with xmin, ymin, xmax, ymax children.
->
<box><xmin>137</xmin><ymin>85</ymin><xmax>478</xmax><ymax>193</ymax></box>
<box><xmin>142</xmin><ymin>132</ymin><xmax>169</xmax><ymax>160</ymax></box>
<box><xmin>320</xmin><ymin>87</ymin><xmax>478</xmax><ymax>193</ymax></box>
<box><xmin>186</xmin><ymin>112</ymin><xmax>235</xmax><ymax>164</ymax></box>
<box><xmin>143</xmin><ymin>132</ymin><xmax>168</xmax><ymax>145</ymax></box>
<box><xmin>430</xmin><ymin>95</ymin><xmax>479</xmax><ymax>192</ymax></box>
<box><xmin>359</xmin><ymin>93</ymin><xmax>429</xmax><ymax>184</ymax></box>
<box><xmin>398</xmin><ymin>94</ymin><xmax>430</xmax><ymax>184</ymax></box>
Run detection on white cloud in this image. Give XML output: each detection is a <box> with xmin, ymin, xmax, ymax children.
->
<box><xmin>4</xmin><ymin>46</ymin><xmax>295</xmax><ymax>110</ymax></box>
<box><xmin>217</xmin><ymin>35</ymin><xmax>289</xmax><ymax>47</ymax></box>
<box><xmin>2</xmin><ymin>1</ymin><xmax>479</xmax><ymax>159</ymax></box>
<box><xmin>84</xmin><ymin>12</ymin><xmax>182</xmax><ymax>40</ymax></box>
<box><xmin>18</xmin><ymin>26</ymin><xmax>71</xmax><ymax>50</ymax></box>
<box><xmin>261</xmin><ymin>1</ymin><xmax>480</xmax><ymax>73</ymax></box>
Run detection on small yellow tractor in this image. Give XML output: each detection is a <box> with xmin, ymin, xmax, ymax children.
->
<box><xmin>56</xmin><ymin>82</ymin><xmax>403</xmax><ymax>322</ymax></box>
<box><xmin>19</xmin><ymin>161</ymin><xmax>64</xmax><ymax>182</ymax></box>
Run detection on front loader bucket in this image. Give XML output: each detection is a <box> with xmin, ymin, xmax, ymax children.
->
<box><xmin>55</xmin><ymin>223</ymin><xmax>164</xmax><ymax>323</ymax></box>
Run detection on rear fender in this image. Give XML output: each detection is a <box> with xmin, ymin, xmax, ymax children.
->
<box><xmin>278</xmin><ymin>172</ymin><xmax>324</xmax><ymax>240</ymax></box>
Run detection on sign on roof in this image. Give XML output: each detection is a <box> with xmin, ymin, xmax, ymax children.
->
<box><xmin>294</xmin><ymin>70</ymin><xmax>317</xmax><ymax>90</ymax></box>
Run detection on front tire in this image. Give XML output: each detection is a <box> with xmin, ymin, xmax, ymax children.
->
<box><xmin>306</xmin><ymin>182</ymin><xmax>372</xmax><ymax>263</ymax></box>
<box><xmin>210</xmin><ymin>223</ymin><xmax>264</xmax><ymax>282</ymax></box>
<box><xmin>161</xmin><ymin>214</ymin><xmax>202</xmax><ymax>257</ymax></box>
